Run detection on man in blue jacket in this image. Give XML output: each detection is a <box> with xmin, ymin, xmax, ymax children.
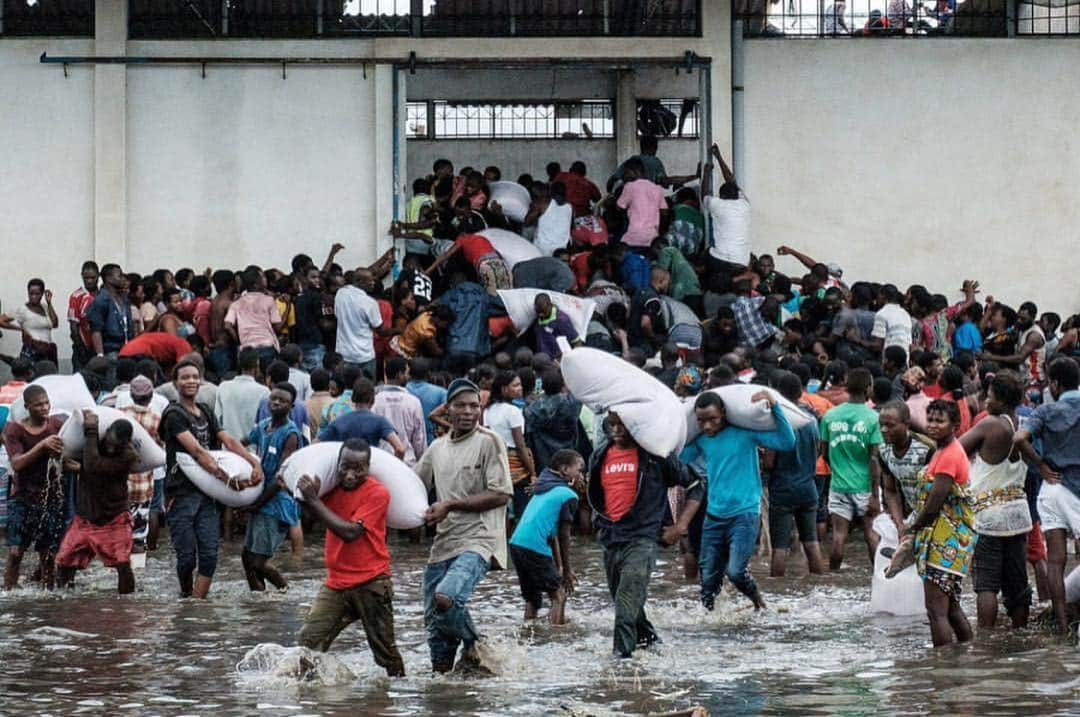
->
<box><xmin>681</xmin><ymin>389</ymin><xmax>795</xmax><ymax>611</ymax></box>
<box><xmin>588</xmin><ymin>411</ymin><xmax>702</xmax><ymax>658</ymax></box>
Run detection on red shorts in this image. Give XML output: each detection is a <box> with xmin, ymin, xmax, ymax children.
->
<box><xmin>1027</xmin><ymin>521</ymin><xmax>1048</xmax><ymax>563</ymax></box>
<box><xmin>55</xmin><ymin>512</ymin><xmax>133</xmax><ymax>569</ymax></box>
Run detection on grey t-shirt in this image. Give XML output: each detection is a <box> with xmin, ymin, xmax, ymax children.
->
<box><xmin>415</xmin><ymin>426</ymin><xmax>514</xmax><ymax>569</ymax></box>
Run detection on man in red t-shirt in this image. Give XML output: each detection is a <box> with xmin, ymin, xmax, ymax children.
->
<box><xmin>555</xmin><ymin>162</ymin><xmax>602</xmax><ymax>217</ymax></box>
<box><xmin>67</xmin><ymin>261</ymin><xmax>100</xmax><ymax>371</ymax></box>
<box><xmin>296</xmin><ymin>438</ymin><xmax>405</xmax><ymax>677</ymax></box>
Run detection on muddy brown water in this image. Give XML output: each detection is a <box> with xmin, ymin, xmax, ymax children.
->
<box><xmin>1</xmin><ymin>535</ymin><xmax>1078</xmax><ymax>716</ymax></box>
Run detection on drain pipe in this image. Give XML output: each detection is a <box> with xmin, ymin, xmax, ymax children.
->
<box><xmin>731</xmin><ymin>19</ymin><xmax>746</xmax><ymax>182</ymax></box>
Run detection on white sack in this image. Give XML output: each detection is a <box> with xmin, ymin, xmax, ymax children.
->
<box><xmin>685</xmin><ymin>384</ymin><xmax>813</xmax><ymax>444</ymax></box>
<box><xmin>177</xmin><ymin>450</ymin><xmax>261</xmax><ymax>508</ymax></box>
<box><xmin>280</xmin><ymin>441</ymin><xmax>428</xmax><ymax>530</ymax></box>
<box><xmin>8</xmin><ymin>374</ymin><xmax>96</xmax><ymax>423</ymax></box>
<box><xmin>869</xmin><ymin>513</ymin><xmax>924</xmax><ymax>616</ymax></box>
<box><xmin>59</xmin><ymin>406</ymin><xmax>166</xmax><ymax>473</ymax></box>
<box><xmin>496</xmin><ymin>289</ymin><xmax>596</xmax><ymax>338</ymax></box>
<box><xmin>556</xmin><ymin>338</ymin><xmax>686</xmax><ymax>458</ymax></box>
<box><xmin>488</xmin><ymin>181</ymin><xmax>532</xmax><ymax>222</ymax></box>
<box><xmin>478</xmin><ymin>228</ymin><xmax>542</xmax><ymax>270</ymax></box>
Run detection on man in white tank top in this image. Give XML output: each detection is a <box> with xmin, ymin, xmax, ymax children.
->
<box><xmin>959</xmin><ymin>371</ymin><xmax>1032</xmax><ymax>629</ymax></box>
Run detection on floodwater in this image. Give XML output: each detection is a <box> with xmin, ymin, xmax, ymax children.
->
<box><xmin>1</xmin><ymin>534</ymin><xmax>1079</xmax><ymax>717</ymax></box>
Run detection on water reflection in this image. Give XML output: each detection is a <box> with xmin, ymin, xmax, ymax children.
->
<box><xmin>0</xmin><ymin>536</ymin><xmax>1076</xmax><ymax>716</ymax></box>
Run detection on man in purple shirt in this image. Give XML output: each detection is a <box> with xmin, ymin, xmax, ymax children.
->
<box><xmin>534</xmin><ymin>294</ymin><xmax>581</xmax><ymax>359</ymax></box>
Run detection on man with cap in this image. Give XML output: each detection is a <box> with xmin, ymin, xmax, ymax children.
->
<box><xmin>415</xmin><ymin>377</ymin><xmax>513</xmax><ymax>675</ymax></box>
<box><xmin>120</xmin><ymin>376</ymin><xmax>166</xmax><ymax>552</ymax></box>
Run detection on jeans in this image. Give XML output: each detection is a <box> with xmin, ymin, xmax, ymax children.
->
<box><xmin>300</xmin><ymin>344</ymin><xmax>326</xmax><ymax>373</ymax></box>
<box><xmin>344</xmin><ymin>360</ymin><xmax>376</xmax><ymax>381</ymax></box>
<box><xmin>166</xmin><ymin>491</ymin><xmax>220</xmax><ymax>590</ymax></box>
<box><xmin>700</xmin><ymin>512</ymin><xmax>760</xmax><ymax>607</ymax></box>
<box><xmin>422</xmin><ymin>551</ymin><xmax>489</xmax><ymax>665</ymax></box>
<box><xmin>253</xmin><ymin>346</ymin><xmax>279</xmax><ymax>374</ymax></box>
<box><xmin>602</xmin><ymin>539</ymin><xmax>659</xmax><ymax>657</ymax></box>
<box><xmin>207</xmin><ymin>345</ymin><xmax>236</xmax><ymax>378</ymax></box>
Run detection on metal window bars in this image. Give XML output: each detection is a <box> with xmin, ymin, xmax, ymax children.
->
<box><xmin>125</xmin><ymin>0</ymin><xmax>700</xmax><ymax>39</ymax></box>
<box><xmin>1015</xmin><ymin>0</ymin><xmax>1080</xmax><ymax>34</ymax></box>
<box><xmin>735</xmin><ymin>0</ymin><xmax>1011</xmax><ymax>36</ymax></box>
<box><xmin>407</xmin><ymin>100</ymin><xmax>615</xmax><ymax>140</ymax></box>
<box><xmin>0</xmin><ymin>0</ymin><xmax>93</xmax><ymax>36</ymax></box>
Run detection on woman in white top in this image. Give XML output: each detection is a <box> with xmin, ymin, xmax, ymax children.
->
<box><xmin>959</xmin><ymin>371</ymin><xmax>1032</xmax><ymax>629</ymax></box>
<box><xmin>483</xmin><ymin>369</ymin><xmax>537</xmax><ymax>520</ymax></box>
<box><xmin>528</xmin><ymin>182</ymin><xmax>572</xmax><ymax>257</ymax></box>
<box><xmin>0</xmin><ymin>278</ymin><xmax>59</xmax><ymax>363</ymax></box>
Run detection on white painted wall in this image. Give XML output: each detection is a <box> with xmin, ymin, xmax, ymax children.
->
<box><xmin>743</xmin><ymin>40</ymin><xmax>1080</xmax><ymax>316</ymax></box>
<box><xmin>126</xmin><ymin>63</ymin><xmax>384</xmax><ymax>275</ymax></box>
<box><xmin>0</xmin><ymin>41</ymin><xmax>95</xmax><ymax>362</ymax></box>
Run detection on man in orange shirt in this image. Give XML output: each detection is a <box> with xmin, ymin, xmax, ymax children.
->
<box><xmin>555</xmin><ymin>161</ymin><xmax>602</xmax><ymax>217</ymax></box>
<box><xmin>296</xmin><ymin>438</ymin><xmax>405</xmax><ymax>677</ymax></box>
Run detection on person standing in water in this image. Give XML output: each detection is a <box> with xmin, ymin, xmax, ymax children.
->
<box><xmin>508</xmin><ymin>449</ymin><xmax>584</xmax><ymax>625</ymax></box>
<box><xmin>242</xmin><ymin>383</ymin><xmax>303</xmax><ymax>593</ymax></box>
<box><xmin>960</xmin><ymin>371</ymin><xmax>1031</xmax><ymax>629</ymax></box>
<box><xmin>296</xmin><ymin>438</ymin><xmax>405</xmax><ymax>677</ymax></box>
<box><xmin>55</xmin><ymin>410</ymin><xmax>138</xmax><ymax>594</ymax></box>
<box><xmin>906</xmin><ymin>399</ymin><xmax>976</xmax><ymax>647</ymax></box>
<box><xmin>160</xmin><ymin>358</ymin><xmax>263</xmax><ymax>598</ymax></box>
<box><xmin>681</xmin><ymin>390</ymin><xmax>794</xmax><ymax>611</ymax></box>
<box><xmin>591</xmin><ymin>411</ymin><xmax>701</xmax><ymax>658</ymax></box>
<box><xmin>415</xmin><ymin>378</ymin><xmax>513</xmax><ymax>675</ymax></box>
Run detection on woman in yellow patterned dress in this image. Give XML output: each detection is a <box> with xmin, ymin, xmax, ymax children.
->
<box><xmin>903</xmin><ymin>398</ymin><xmax>977</xmax><ymax>647</ymax></box>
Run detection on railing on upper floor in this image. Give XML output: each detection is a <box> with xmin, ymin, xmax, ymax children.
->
<box><xmin>125</xmin><ymin>0</ymin><xmax>701</xmax><ymax>39</ymax></box>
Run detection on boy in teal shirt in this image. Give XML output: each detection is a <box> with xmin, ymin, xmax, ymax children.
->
<box><xmin>819</xmin><ymin>367</ymin><xmax>883</xmax><ymax>570</ymax></box>
<box><xmin>509</xmin><ymin>449</ymin><xmax>583</xmax><ymax>625</ymax></box>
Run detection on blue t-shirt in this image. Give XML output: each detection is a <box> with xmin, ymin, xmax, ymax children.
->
<box><xmin>509</xmin><ymin>474</ymin><xmax>578</xmax><ymax>557</ymax></box>
<box><xmin>952</xmin><ymin>321</ymin><xmax>983</xmax><ymax>353</ymax></box>
<box><xmin>407</xmin><ymin>380</ymin><xmax>447</xmax><ymax>444</ymax></box>
<box><xmin>246</xmin><ymin>418</ymin><xmax>302</xmax><ymax>526</ymax></box>
<box><xmin>679</xmin><ymin>404</ymin><xmax>795</xmax><ymax>520</ymax></box>
<box><xmin>767</xmin><ymin>421</ymin><xmax>819</xmax><ymax>508</ymax></box>
<box><xmin>256</xmin><ymin>397</ymin><xmax>310</xmax><ymax>431</ymax></box>
<box><xmin>318</xmin><ymin>408</ymin><xmax>395</xmax><ymax>446</ymax></box>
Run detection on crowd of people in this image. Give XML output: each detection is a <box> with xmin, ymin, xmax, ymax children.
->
<box><xmin>2</xmin><ymin>136</ymin><xmax>1080</xmax><ymax>676</ymax></box>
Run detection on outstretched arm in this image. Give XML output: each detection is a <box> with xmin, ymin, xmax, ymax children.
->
<box><xmin>776</xmin><ymin>245</ymin><xmax>819</xmax><ymax>271</ymax></box>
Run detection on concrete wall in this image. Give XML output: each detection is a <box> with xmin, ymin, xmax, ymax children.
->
<box><xmin>742</xmin><ymin>40</ymin><xmax>1080</xmax><ymax>316</ymax></box>
<box><xmin>0</xmin><ymin>40</ymin><xmax>95</xmax><ymax>361</ymax></box>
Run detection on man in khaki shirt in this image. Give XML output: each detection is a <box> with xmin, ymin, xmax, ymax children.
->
<box><xmin>416</xmin><ymin>378</ymin><xmax>512</xmax><ymax>675</ymax></box>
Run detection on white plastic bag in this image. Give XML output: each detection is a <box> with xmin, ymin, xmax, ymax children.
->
<box><xmin>478</xmin><ymin>228</ymin><xmax>541</xmax><ymax>270</ymax></box>
<box><xmin>869</xmin><ymin>513</ymin><xmax>924</xmax><ymax>616</ymax></box>
<box><xmin>59</xmin><ymin>406</ymin><xmax>166</xmax><ymax>473</ymax></box>
<box><xmin>488</xmin><ymin>181</ymin><xmax>532</xmax><ymax>222</ymax></box>
<box><xmin>557</xmin><ymin>338</ymin><xmax>686</xmax><ymax>458</ymax></box>
<box><xmin>177</xmin><ymin>450</ymin><xmax>261</xmax><ymax>508</ymax></box>
<box><xmin>280</xmin><ymin>441</ymin><xmax>428</xmax><ymax>530</ymax></box>
<box><xmin>496</xmin><ymin>289</ymin><xmax>596</xmax><ymax>338</ymax></box>
<box><xmin>685</xmin><ymin>384</ymin><xmax>813</xmax><ymax>444</ymax></box>
<box><xmin>8</xmin><ymin>374</ymin><xmax>96</xmax><ymax>423</ymax></box>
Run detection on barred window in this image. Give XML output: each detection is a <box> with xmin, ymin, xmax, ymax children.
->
<box><xmin>408</xmin><ymin>100</ymin><xmax>615</xmax><ymax>140</ymax></box>
<box><xmin>0</xmin><ymin>0</ymin><xmax>93</xmax><ymax>36</ymax></box>
<box><xmin>1016</xmin><ymin>0</ymin><xmax>1080</xmax><ymax>33</ymax></box>
<box><xmin>737</xmin><ymin>0</ymin><xmax>1008</xmax><ymax>36</ymax></box>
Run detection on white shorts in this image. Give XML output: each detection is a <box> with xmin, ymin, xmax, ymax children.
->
<box><xmin>829</xmin><ymin>491</ymin><xmax>871</xmax><ymax>522</ymax></box>
<box><xmin>1037</xmin><ymin>482</ymin><xmax>1080</xmax><ymax>538</ymax></box>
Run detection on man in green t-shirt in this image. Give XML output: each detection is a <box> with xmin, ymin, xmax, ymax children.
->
<box><xmin>819</xmin><ymin>368</ymin><xmax>882</xmax><ymax>571</ymax></box>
